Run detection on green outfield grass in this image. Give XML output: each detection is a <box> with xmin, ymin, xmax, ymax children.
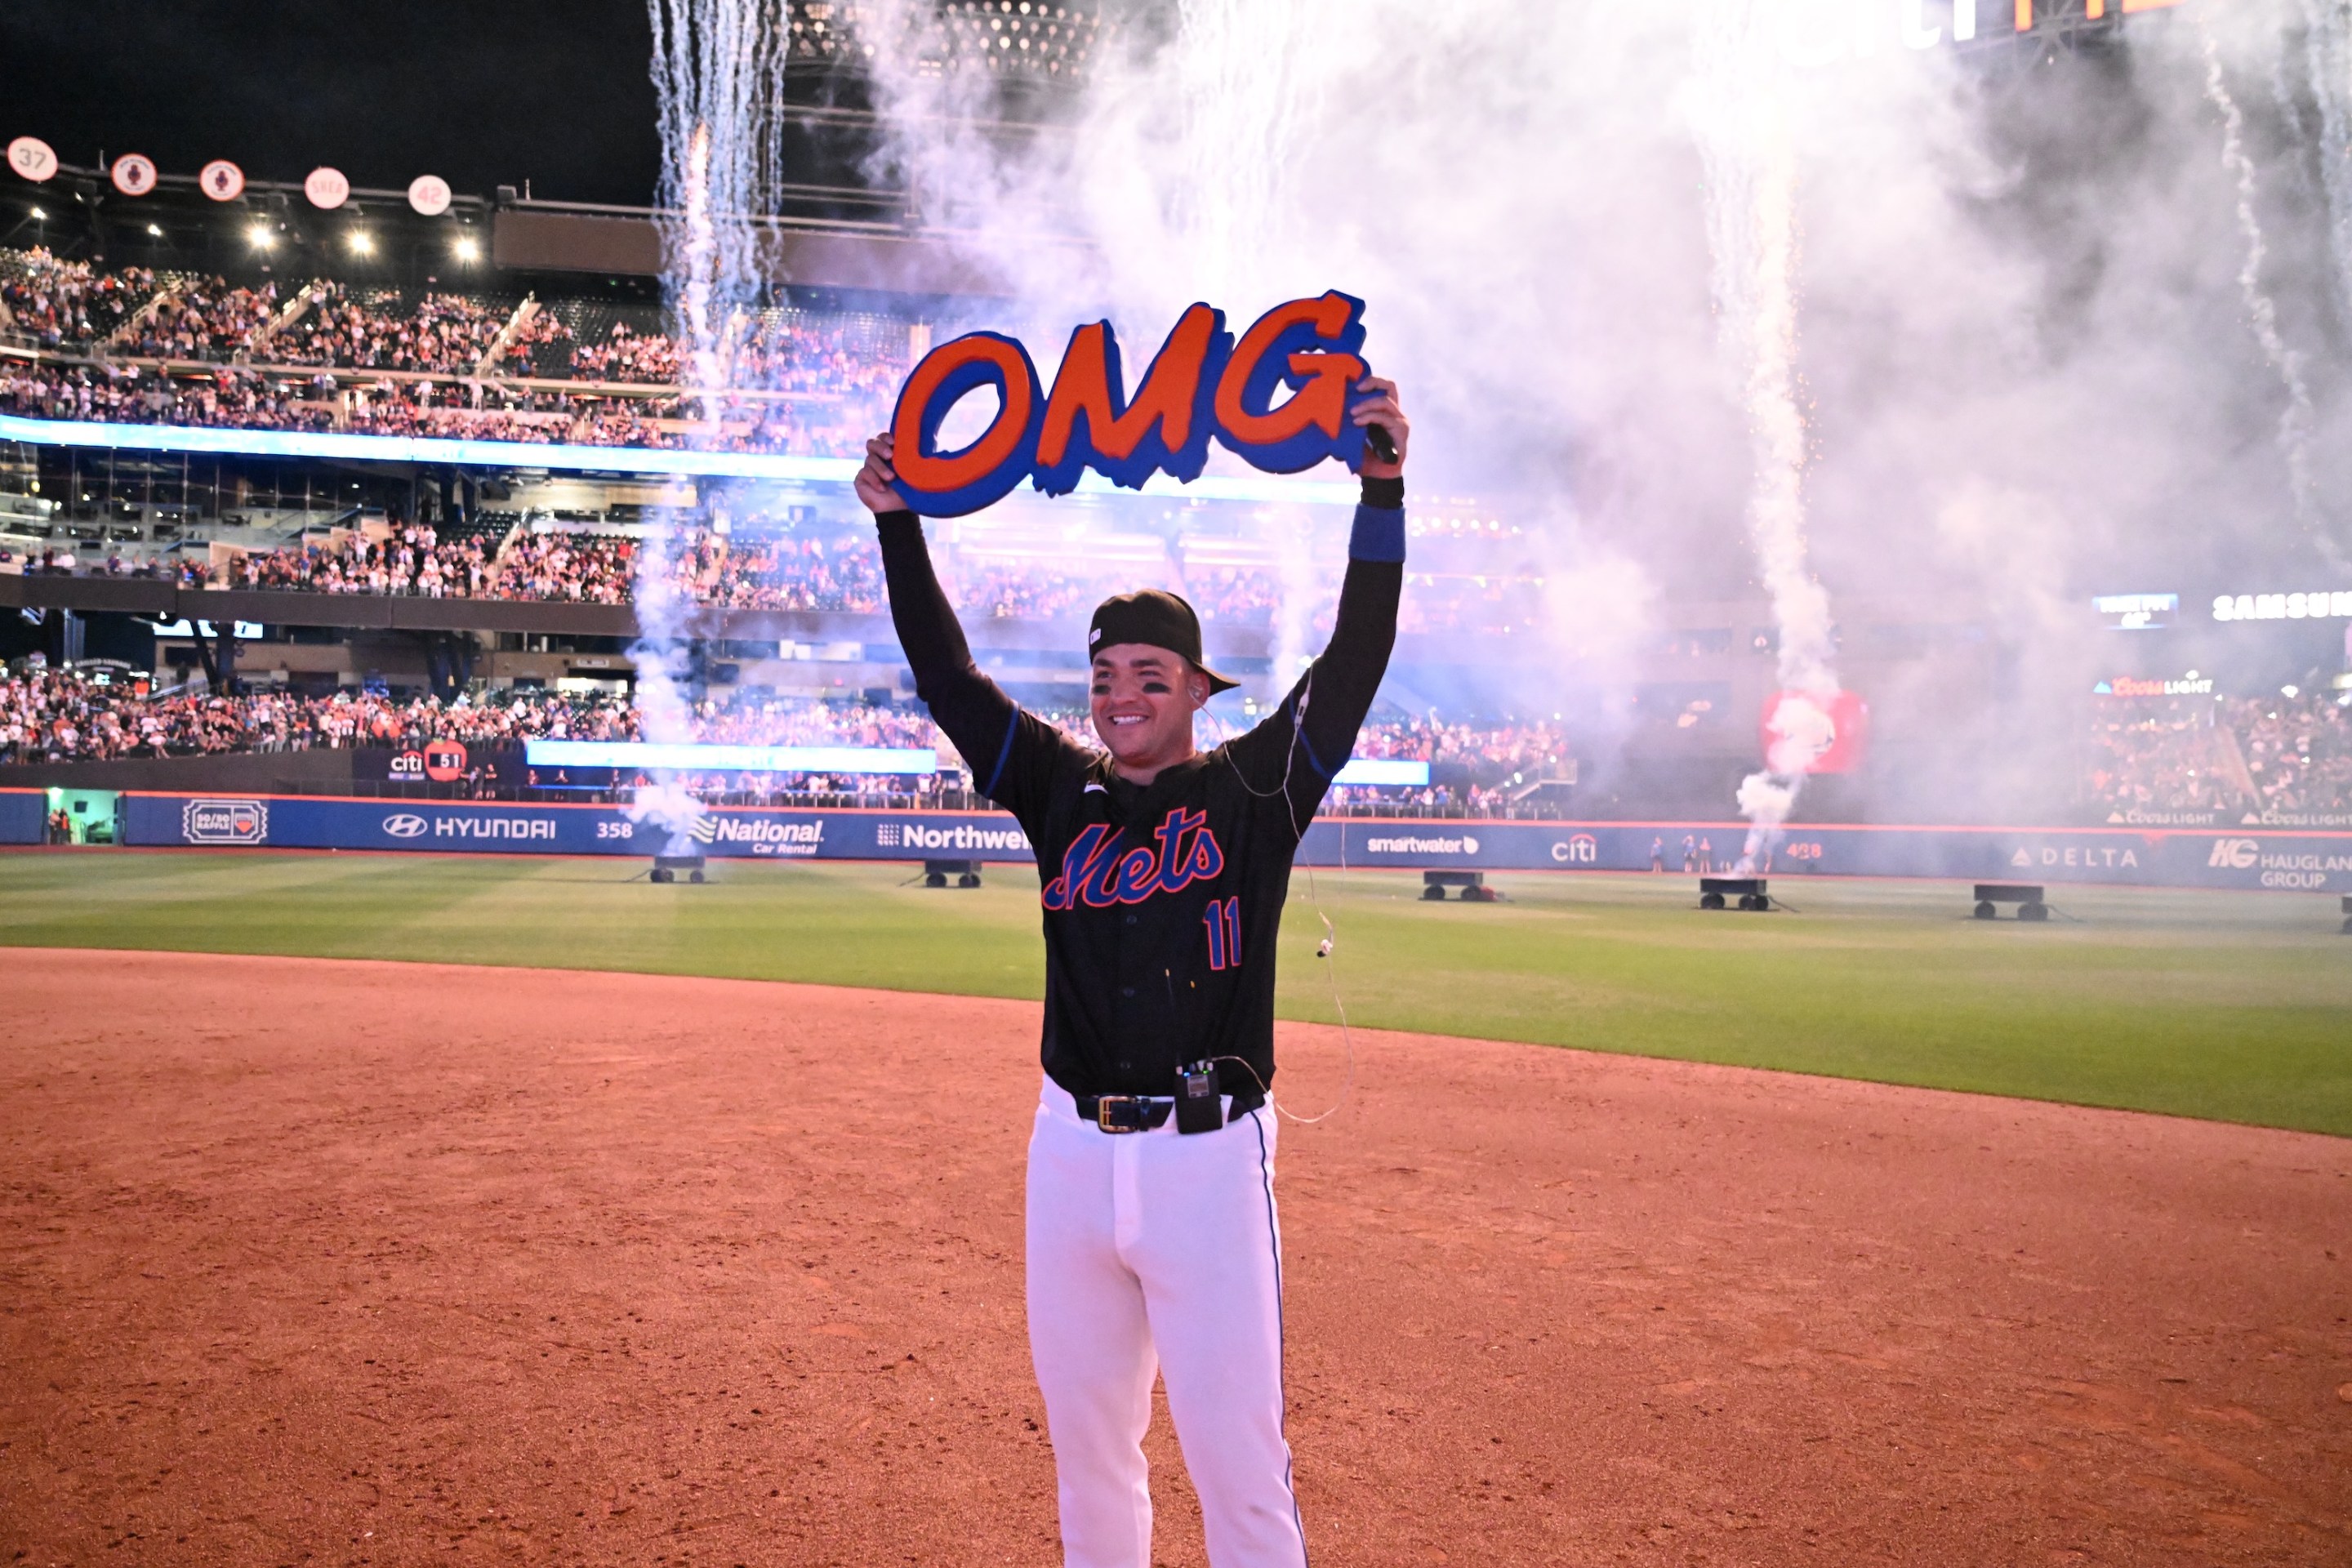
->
<box><xmin>4</xmin><ymin>849</ymin><xmax>2348</xmax><ymax>1137</ymax></box>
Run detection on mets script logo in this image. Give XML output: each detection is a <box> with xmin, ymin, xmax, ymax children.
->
<box><xmin>1042</xmin><ymin>808</ymin><xmax>1224</xmax><ymax>911</ymax></box>
<box><xmin>182</xmin><ymin>798</ymin><xmax>267</xmax><ymax>844</ymax></box>
<box><xmin>381</xmin><ymin>813</ymin><xmax>428</xmax><ymax>839</ymax></box>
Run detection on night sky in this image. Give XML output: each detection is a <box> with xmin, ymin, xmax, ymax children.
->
<box><xmin>2</xmin><ymin>1</ymin><xmax>664</xmax><ymax>207</ymax></box>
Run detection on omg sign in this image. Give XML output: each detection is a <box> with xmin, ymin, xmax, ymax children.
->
<box><xmin>889</xmin><ymin>292</ymin><xmax>1377</xmax><ymax>517</ymax></box>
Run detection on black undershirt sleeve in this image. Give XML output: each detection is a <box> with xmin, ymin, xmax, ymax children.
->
<box><xmin>874</xmin><ymin>510</ymin><xmax>1087</xmax><ymax>825</ymax></box>
<box><xmin>1228</xmin><ymin>475</ymin><xmax>1405</xmax><ymax>834</ymax></box>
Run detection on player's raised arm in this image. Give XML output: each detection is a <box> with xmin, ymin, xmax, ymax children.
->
<box><xmin>1232</xmin><ymin>376</ymin><xmax>1410</xmax><ymax>831</ymax></box>
<box><xmin>857</xmin><ymin>433</ymin><xmax>1087</xmax><ymax>822</ymax></box>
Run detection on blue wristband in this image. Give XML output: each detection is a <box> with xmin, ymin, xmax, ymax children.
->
<box><xmin>1348</xmin><ymin>504</ymin><xmax>1407</xmax><ymax>563</ymax></box>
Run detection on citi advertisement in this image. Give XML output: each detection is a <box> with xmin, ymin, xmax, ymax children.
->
<box><xmin>114</xmin><ymin>794</ymin><xmax>2352</xmax><ymax>893</ymax></box>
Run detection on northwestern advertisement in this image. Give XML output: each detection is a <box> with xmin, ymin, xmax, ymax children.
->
<box><xmin>112</xmin><ymin>793</ymin><xmax>2352</xmax><ymax>894</ymax></box>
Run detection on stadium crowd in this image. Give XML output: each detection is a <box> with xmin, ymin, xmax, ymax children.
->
<box><xmin>2233</xmin><ymin>693</ymin><xmax>2352</xmax><ymax>816</ymax></box>
<box><xmin>2084</xmin><ymin>693</ymin><xmax>2352</xmax><ymax>817</ymax></box>
<box><xmin>0</xmin><ymin>670</ymin><xmax>920</xmax><ymax>764</ymax></box>
<box><xmin>2084</xmin><ymin>702</ymin><xmax>2230</xmax><ymax>815</ymax></box>
<box><xmin>121</xmin><ymin>277</ymin><xmax>282</xmax><ymax>359</ymax></box>
<box><xmin>2</xmin><ymin>662</ymin><xmax>1584</xmax><ymax>814</ymax></box>
<box><xmin>568</xmin><ymin>322</ymin><xmax>679</xmax><ymax>383</ymax></box>
<box><xmin>0</xmin><ymin>252</ymin><xmax>156</xmax><ymax>347</ymax></box>
<box><xmin>2</xmin><ymin>360</ymin><xmax>336</xmax><ymax>431</ymax></box>
<box><xmin>2</xmin><ymin>249</ymin><xmax>907</xmax><ymax>460</ymax></box>
<box><xmin>272</xmin><ymin>286</ymin><xmax>511</xmax><ymax>374</ymax></box>
<box><xmin>229</xmin><ymin>520</ymin><xmax>499</xmax><ymax>598</ymax></box>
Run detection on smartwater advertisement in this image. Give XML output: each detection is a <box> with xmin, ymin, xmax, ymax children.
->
<box><xmin>114</xmin><ymin>793</ymin><xmax>2352</xmax><ymax>894</ymax></box>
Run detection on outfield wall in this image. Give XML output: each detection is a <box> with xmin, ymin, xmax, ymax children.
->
<box><xmin>0</xmin><ymin>789</ymin><xmax>46</xmax><ymax>845</ymax></box>
<box><xmin>109</xmin><ymin>793</ymin><xmax>2352</xmax><ymax>895</ymax></box>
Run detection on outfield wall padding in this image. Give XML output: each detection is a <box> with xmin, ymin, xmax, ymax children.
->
<box><xmin>0</xmin><ymin>788</ymin><xmax>46</xmax><ymax>844</ymax></box>
<box><xmin>112</xmin><ymin>793</ymin><xmax>2352</xmax><ymax>895</ymax></box>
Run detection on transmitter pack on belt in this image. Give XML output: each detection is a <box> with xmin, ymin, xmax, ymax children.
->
<box><xmin>1175</xmin><ymin>1061</ymin><xmax>1225</xmax><ymax>1135</ymax></box>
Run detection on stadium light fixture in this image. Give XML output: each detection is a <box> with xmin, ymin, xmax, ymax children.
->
<box><xmin>452</xmin><ymin>234</ymin><xmax>480</xmax><ymax>261</ymax></box>
<box><xmin>348</xmin><ymin>231</ymin><xmax>374</xmax><ymax>255</ymax></box>
<box><xmin>145</xmin><ymin>223</ymin><xmax>163</xmax><ymax>237</ymax></box>
<box><xmin>29</xmin><ymin>207</ymin><xmax>45</xmax><ymax>220</ymax></box>
<box><xmin>247</xmin><ymin>224</ymin><xmax>274</xmax><ymax>249</ymax></box>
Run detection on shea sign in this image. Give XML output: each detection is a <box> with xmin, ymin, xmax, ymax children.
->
<box><xmin>887</xmin><ymin>292</ymin><xmax>1380</xmax><ymax>517</ymax></box>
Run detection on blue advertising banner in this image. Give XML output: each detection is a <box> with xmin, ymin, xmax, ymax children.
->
<box><xmin>1295</xmin><ymin>820</ymin><xmax>2352</xmax><ymax>895</ymax></box>
<box><xmin>114</xmin><ymin>793</ymin><xmax>2352</xmax><ymax>895</ymax></box>
<box><xmin>120</xmin><ymin>793</ymin><xmax>1037</xmax><ymax>863</ymax></box>
<box><xmin>0</xmin><ymin>788</ymin><xmax>46</xmax><ymax>845</ymax></box>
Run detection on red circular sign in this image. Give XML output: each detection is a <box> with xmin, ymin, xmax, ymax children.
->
<box><xmin>304</xmin><ymin>166</ymin><xmax>350</xmax><ymax>209</ymax></box>
<box><xmin>111</xmin><ymin>154</ymin><xmax>158</xmax><ymax>196</ymax></box>
<box><xmin>423</xmin><ymin>739</ymin><xmax>470</xmax><ymax>782</ymax></box>
<box><xmin>199</xmin><ymin>159</ymin><xmax>246</xmax><ymax>201</ymax></box>
<box><xmin>7</xmin><ymin>136</ymin><xmax>58</xmax><ymax>183</ymax></box>
<box><xmin>407</xmin><ymin>173</ymin><xmax>452</xmax><ymax>216</ymax></box>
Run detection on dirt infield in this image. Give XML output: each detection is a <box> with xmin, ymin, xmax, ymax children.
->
<box><xmin>2</xmin><ymin>952</ymin><xmax>2345</xmax><ymax>1566</ymax></box>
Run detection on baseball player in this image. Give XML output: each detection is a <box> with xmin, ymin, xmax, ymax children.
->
<box><xmin>854</xmin><ymin>376</ymin><xmax>1409</xmax><ymax>1568</ymax></box>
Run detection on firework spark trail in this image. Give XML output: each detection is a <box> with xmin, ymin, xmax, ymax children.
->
<box><xmin>1172</xmin><ymin>0</ymin><xmax>1343</xmax><ymax>691</ymax></box>
<box><xmin>636</xmin><ymin>0</ymin><xmax>791</xmax><ymax>848</ymax></box>
<box><xmin>1692</xmin><ymin>1</ymin><xmax>1838</xmax><ymax>871</ymax></box>
<box><xmin>2300</xmin><ymin>0</ymin><xmax>2352</xmax><ymax>331</ymax></box>
<box><xmin>2200</xmin><ymin>18</ymin><xmax>2328</xmax><ymax>564</ymax></box>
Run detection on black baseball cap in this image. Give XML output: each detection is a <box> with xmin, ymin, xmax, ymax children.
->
<box><xmin>1087</xmin><ymin>589</ymin><xmax>1238</xmax><ymax>694</ymax></box>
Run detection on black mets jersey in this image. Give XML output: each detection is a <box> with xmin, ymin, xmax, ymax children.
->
<box><xmin>875</xmin><ymin>479</ymin><xmax>1404</xmax><ymax>1107</ymax></box>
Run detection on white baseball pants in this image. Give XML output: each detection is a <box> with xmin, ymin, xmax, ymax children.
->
<box><xmin>1026</xmin><ymin>1079</ymin><xmax>1308</xmax><ymax>1568</ymax></box>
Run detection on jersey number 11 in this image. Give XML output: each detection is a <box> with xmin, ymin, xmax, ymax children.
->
<box><xmin>1202</xmin><ymin>897</ymin><xmax>1242</xmax><ymax>971</ymax></box>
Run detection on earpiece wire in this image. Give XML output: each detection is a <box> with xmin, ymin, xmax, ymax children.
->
<box><xmin>1211</xmin><ymin>664</ymin><xmax>1356</xmax><ymax>1125</ymax></box>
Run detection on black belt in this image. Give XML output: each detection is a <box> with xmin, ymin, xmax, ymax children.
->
<box><xmin>1076</xmin><ymin>1095</ymin><xmax>1174</xmax><ymax>1133</ymax></box>
<box><xmin>1075</xmin><ymin>1085</ymin><xmax>1265</xmax><ymax>1134</ymax></box>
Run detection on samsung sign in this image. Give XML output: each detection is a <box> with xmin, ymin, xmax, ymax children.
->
<box><xmin>2212</xmin><ymin>590</ymin><xmax>2352</xmax><ymax>623</ymax></box>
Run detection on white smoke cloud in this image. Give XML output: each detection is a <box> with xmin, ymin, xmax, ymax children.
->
<box><xmin>666</xmin><ymin>0</ymin><xmax>2352</xmax><ymax>819</ymax></box>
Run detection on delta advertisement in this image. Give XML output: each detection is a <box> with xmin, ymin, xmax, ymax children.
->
<box><xmin>114</xmin><ymin>792</ymin><xmax>2352</xmax><ymax>894</ymax></box>
<box><xmin>0</xmin><ymin>788</ymin><xmax>45</xmax><ymax>845</ymax></box>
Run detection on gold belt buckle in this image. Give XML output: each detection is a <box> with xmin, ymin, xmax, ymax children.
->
<box><xmin>1095</xmin><ymin>1095</ymin><xmax>1140</xmax><ymax>1133</ymax></box>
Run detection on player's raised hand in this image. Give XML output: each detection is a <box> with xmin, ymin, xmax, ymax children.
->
<box><xmin>855</xmin><ymin>432</ymin><xmax>900</xmax><ymax>514</ymax></box>
<box><xmin>1351</xmin><ymin>376</ymin><xmax>1407</xmax><ymax>479</ymax></box>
